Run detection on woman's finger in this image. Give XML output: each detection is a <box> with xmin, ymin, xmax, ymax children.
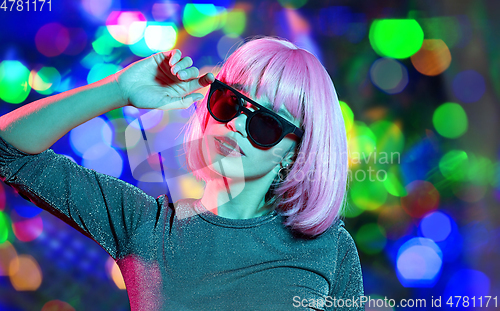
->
<box><xmin>177</xmin><ymin>67</ymin><xmax>199</xmax><ymax>80</ymax></box>
<box><xmin>184</xmin><ymin>73</ymin><xmax>215</xmax><ymax>92</ymax></box>
<box><xmin>171</xmin><ymin>56</ymin><xmax>193</xmax><ymax>75</ymax></box>
<box><xmin>168</xmin><ymin>49</ymin><xmax>182</xmax><ymax>66</ymax></box>
<box><xmin>152</xmin><ymin>51</ymin><xmax>179</xmax><ymax>78</ymax></box>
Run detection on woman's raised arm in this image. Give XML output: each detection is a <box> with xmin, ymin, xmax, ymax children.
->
<box><xmin>0</xmin><ymin>49</ymin><xmax>214</xmax><ymax>154</ymax></box>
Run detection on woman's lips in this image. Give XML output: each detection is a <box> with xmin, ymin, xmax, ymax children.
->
<box><xmin>214</xmin><ymin>136</ymin><xmax>245</xmax><ymax>155</ymax></box>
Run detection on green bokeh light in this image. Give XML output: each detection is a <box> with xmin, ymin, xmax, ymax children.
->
<box><xmin>349</xmin><ymin>121</ymin><xmax>376</xmax><ymax>163</ymax></box>
<box><xmin>369</xmin><ymin>19</ymin><xmax>424</xmax><ymax>59</ymax></box>
<box><xmin>339</xmin><ymin>101</ymin><xmax>354</xmax><ymax>133</ymax></box>
<box><xmin>222</xmin><ymin>10</ymin><xmax>246</xmax><ymax>37</ymax></box>
<box><xmin>341</xmin><ymin>202</ymin><xmax>364</xmax><ymax>218</ymax></box>
<box><xmin>383</xmin><ymin>165</ymin><xmax>407</xmax><ymax>197</ymax></box>
<box><xmin>129</xmin><ymin>37</ymin><xmax>155</xmax><ymax>57</ymax></box>
<box><xmin>439</xmin><ymin>150</ymin><xmax>468</xmax><ymax>181</ymax></box>
<box><xmin>355</xmin><ymin>223</ymin><xmax>387</xmax><ymax>254</ymax></box>
<box><xmin>467</xmin><ymin>155</ymin><xmax>493</xmax><ymax>186</ymax></box>
<box><xmin>419</xmin><ymin>17</ymin><xmax>461</xmax><ymax>48</ymax></box>
<box><xmin>106</xmin><ymin>107</ymin><xmax>125</xmax><ymax>120</ymax></box>
<box><xmin>0</xmin><ymin>61</ymin><xmax>31</xmax><ymax>104</ymax></box>
<box><xmin>350</xmin><ymin>175</ymin><xmax>388</xmax><ymax>210</ymax></box>
<box><xmin>36</xmin><ymin>67</ymin><xmax>61</xmax><ymax>95</ymax></box>
<box><xmin>87</xmin><ymin>63</ymin><xmax>123</xmax><ymax>85</ymax></box>
<box><xmin>80</xmin><ymin>51</ymin><xmax>104</xmax><ymax>69</ymax></box>
<box><xmin>183</xmin><ymin>4</ymin><xmax>224</xmax><ymax>37</ymax></box>
<box><xmin>93</xmin><ymin>36</ymin><xmax>114</xmax><ymax>55</ymax></box>
<box><xmin>433</xmin><ymin>102</ymin><xmax>468</xmax><ymax>138</ymax></box>
<box><xmin>0</xmin><ymin>211</ymin><xmax>9</xmax><ymax>244</ymax></box>
<box><xmin>93</xmin><ymin>27</ymin><xmax>122</xmax><ymax>56</ymax></box>
<box><xmin>277</xmin><ymin>0</ymin><xmax>308</xmax><ymax>9</ymax></box>
<box><xmin>370</xmin><ymin>120</ymin><xmax>404</xmax><ymax>155</ymax></box>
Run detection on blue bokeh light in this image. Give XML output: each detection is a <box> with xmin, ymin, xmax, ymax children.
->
<box><xmin>82</xmin><ymin>143</ymin><xmax>124</xmax><ymax>178</ymax></box>
<box><xmin>452</xmin><ymin>69</ymin><xmax>486</xmax><ymax>103</ymax></box>
<box><xmin>14</xmin><ymin>205</ymin><xmax>42</xmax><ymax>218</ymax></box>
<box><xmin>396</xmin><ymin>237</ymin><xmax>443</xmax><ymax>287</ymax></box>
<box><xmin>443</xmin><ymin>269</ymin><xmax>490</xmax><ymax>308</ymax></box>
<box><xmin>69</xmin><ymin>116</ymin><xmax>113</xmax><ymax>156</ymax></box>
<box><xmin>420</xmin><ymin>211</ymin><xmax>452</xmax><ymax>242</ymax></box>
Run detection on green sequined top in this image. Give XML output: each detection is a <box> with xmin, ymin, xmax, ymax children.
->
<box><xmin>0</xmin><ymin>135</ymin><xmax>364</xmax><ymax>310</ymax></box>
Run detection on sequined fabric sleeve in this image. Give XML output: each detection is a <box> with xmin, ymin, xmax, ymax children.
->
<box><xmin>0</xmin><ymin>135</ymin><xmax>160</xmax><ymax>260</ymax></box>
<box><xmin>327</xmin><ymin>226</ymin><xmax>365</xmax><ymax>310</ymax></box>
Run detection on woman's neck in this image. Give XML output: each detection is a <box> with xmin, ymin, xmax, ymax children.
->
<box><xmin>200</xmin><ymin>174</ymin><xmax>275</xmax><ymax>219</ymax></box>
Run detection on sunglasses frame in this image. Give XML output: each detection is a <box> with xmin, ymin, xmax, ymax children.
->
<box><xmin>207</xmin><ymin>79</ymin><xmax>304</xmax><ymax>148</ymax></box>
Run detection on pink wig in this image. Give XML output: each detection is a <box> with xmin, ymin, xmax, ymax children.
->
<box><xmin>182</xmin><ymin>36</ymin><xmax>349</xmax><ymax>236</ymax></box>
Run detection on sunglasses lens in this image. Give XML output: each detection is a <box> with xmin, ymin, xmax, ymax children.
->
<box><xmin>208</xmin><ymin>84</ymin><xmax>286</xmax><ymax>146</ymax></box>
<box><xmin>249</xmin><ymin>113</ymin><xmax>283</xmax><ymax>146</ymax></box>
<box><xmin>209</xmin><ymin>89</ymin><xmax>240</xmax><ymax>121</ymax></box>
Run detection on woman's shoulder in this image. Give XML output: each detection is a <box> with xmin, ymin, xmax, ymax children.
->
<box><xmin>312</xmin><ymin>217</ymin><xmax>357</xmax><ymax>252</ymax></box>
<box><xmin>287</xmin><ymin>217</ymin><xmax>352</xmax><ymax>249</ymax></box>
<box><xmin>317</xmin><ymin>219</ymin><xmax>361</xmax><ymax>274</ymax></box>
<box><xmin>162</xmin><ymin>197</ymin><xmax>202</xmax><ymax>220</ymax></box>
<box><xmin>313</xmin><ymin>217</ymin><xmax>348</xmax><ymax>239</ymax></box>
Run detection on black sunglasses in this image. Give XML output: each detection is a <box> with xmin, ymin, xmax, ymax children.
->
<box><xmin>207</xmin><ymin>79</ymin><xmax>304</xmax><ymax>147</ymax></box>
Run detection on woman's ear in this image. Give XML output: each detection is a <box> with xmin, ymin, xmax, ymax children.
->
<box><xmin>282</xmin><ymin>145</ymin><xmax>298</xmax><ymax>167</ymax></box>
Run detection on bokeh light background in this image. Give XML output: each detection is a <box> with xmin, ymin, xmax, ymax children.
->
<box><xmin>1</xmin><ymin>0</ymin><xmax>500</xmax><ymax>310</ymax></box>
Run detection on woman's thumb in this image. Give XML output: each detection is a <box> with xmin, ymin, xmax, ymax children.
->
<box><xmin>190</xmin><ymin>93</ymin><xmax>205</xmax><ymax>101</ymax></box>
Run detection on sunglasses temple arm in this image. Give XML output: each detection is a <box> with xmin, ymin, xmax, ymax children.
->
<box><xmin>292</xmin><ymin>127</ymin><xmax>304</xmax><ymax>138</ymax></box>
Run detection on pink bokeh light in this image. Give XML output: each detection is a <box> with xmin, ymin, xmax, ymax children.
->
<box><xmin>35</xmin><ymin>23</ymin><xmax>70</xmax><ymax>57</ymax></box>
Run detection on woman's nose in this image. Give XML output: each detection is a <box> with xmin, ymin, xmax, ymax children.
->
<box><xmin>226</xmin><ymin>112</ymin><xmax>247</xmax><ymax>138</ymax></box>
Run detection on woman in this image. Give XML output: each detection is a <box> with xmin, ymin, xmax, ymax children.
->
<box><xmin>0</xmin><ymin>36</ymin><xmax>363</xmax><ymax>310</ymax></box>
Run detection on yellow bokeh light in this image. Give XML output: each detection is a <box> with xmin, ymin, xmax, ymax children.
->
<box><xmin>0</xmin><ymin>241</ymin><xmax>18</xmax><ymax>276</ymax></box>
<box><xmin>180</xmin><ymin>175</ymin><xmax>205</xmax><ymax>199</ymax></box>
<box><xmin>411</xmin><ymin>39</ymin><xmax>452</xmax><ymax>76</ymax></box>
<box><xmin>106</xmin><ymin>256</ymin><xmax>126</xmax><ymax>290</ymax></box>
<box><xmin>144</xmin><ymin>24</ymin><xmax>177</xmax><ymax>52</ymax></box>
<box><xmin>29</xmin><ymin>69</ymin><xmax>52</xmax><ymax>91</ymax></box>
<box><xmin>111</xmin><ymin>261</ymin><xmax>126</xmax><ymax>290</ymax></box>
<box><xmin>222</xmin><ymin>9</ymin><xmax>246</xmax><ymax>37</ymax></box>
<box><xmin>348</xmin><ymin>121</ymin><xmax>377</xmax><ymax>167</ymax></box>
<box><xmin>9</xmin><ymin>254</ymin><xmax>42</xmax><ymax>291</ymax></box>
<box><xmin>339</xmin><ymin>101</ymin><xmax>354</xmax><ymax>134</ymax></box>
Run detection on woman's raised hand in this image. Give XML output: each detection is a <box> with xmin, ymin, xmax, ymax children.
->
<box><xmin>114</xmin><ymin>49</ymin><xmax>214</xmax><ymax>110</ymax></box>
